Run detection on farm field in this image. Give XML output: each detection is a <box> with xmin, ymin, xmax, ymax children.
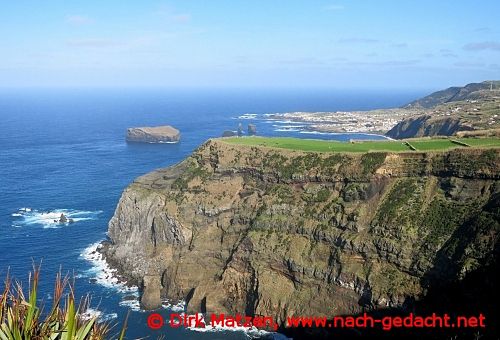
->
<box><xmin>221</xmin><ymin>136</ymin><xmax>500</xmax><ymax>153</ymax></box>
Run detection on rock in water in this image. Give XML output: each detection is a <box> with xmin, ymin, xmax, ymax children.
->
<box><xmin>58</xmin><ymin>213</ymin><xmax>68</xmax><ymax>223</ymax></box>
<box><xmin>140</xmin><ymin>275</ymin><xmax>162</xmax><ymax>310</ymax></box>
<box><xmin>248</xmin><ymin>123</ymin><xmax>257</xmax><ymax>135</ymax></box>
<box><xmin>237</xmin><ymin>123</ymin><xmax>243</xmax><ymax>137</ymax></box>
<box><xmin>222</xmin><ymin>130</ymin><xmax>236</xmax><ymax>137</ymax></box>
<box><xmin>126</xmin><ymin>126</ymin><xmax>180</xmax><ymax>143</ymax></box>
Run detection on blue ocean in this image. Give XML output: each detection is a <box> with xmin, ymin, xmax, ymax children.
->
<box><xmin>0</xmin><ymin>88</ymin><xmax>424</xmax><ymax>338</ymax></box>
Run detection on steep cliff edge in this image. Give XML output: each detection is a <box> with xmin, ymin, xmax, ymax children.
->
<box><xmin>102</xmin><ymin>139</ymin><xmax>499</xmax><ymax>325</ymax></box>
<box><xmin>385</xmin><ymin>115</ymin><xmax>473</xmax><ymax>139</ymax></box>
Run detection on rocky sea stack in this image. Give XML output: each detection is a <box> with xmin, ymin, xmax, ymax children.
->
<box><xmin>102</xmin><ymin>138</ymin><xmax>499</xmax><ymax>326</ymax></box>
<box><xmin>126</xmin><ymin>125</ymin><xmax>180</xmax><ymax>143</ymax></box>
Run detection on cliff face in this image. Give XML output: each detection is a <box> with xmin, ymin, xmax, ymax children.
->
<box><xmin>385</xmin><ymin>115</ymin><xmax>473</xmax><ymax>139</ymax></box>
<box><xmin>103</xmin><ymin>140</ymin><xmax>499</xmax><ymax>323</ymax></box>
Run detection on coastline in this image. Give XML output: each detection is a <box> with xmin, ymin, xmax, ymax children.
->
<box><xmin>239</xmin><ymin>109</ymin><xmax>413</xmax><ymax>135</ymax></box>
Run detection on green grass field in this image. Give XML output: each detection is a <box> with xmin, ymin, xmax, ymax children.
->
<box><xmin>221</xmin><ymin>136</ymin><xmax>500</xmax><ymax>153</ymax></box>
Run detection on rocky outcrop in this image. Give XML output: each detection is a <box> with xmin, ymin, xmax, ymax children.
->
<box><xmin>59</xmin><ymin>213</ymin><xmax>67</xmax><ymax>223</ymax></box>
<box><xmin>248</xmin><ymin>124</ymin><xmax>257</xmax><ymax>135</ymax></box>
<box><xmin>386</xmin><ymin>115</ymin><xmax>473</xmax><ymax>139</ymax></box>
<box><xmin>141</xmin><ymin>275</ymin><xmax>163</xmax><ymax>310</ymax></box>
<box><xmin>103</xmin><ymin>139</ymin><xmax>499</xmax><ymax>322</ymax></box>
<box><xmin>222</xmin><ymin>130</ymin><xmax>236</xmax><ymax>137</ymax></box>
<box><xmin>126</xmin><ymin>126</ymin><xmax>180</xmax><ymax>143</ymax></box>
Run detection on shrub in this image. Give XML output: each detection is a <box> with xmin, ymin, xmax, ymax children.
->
<box><xmin>0</xmin><ymin>266</ymin><xmax>127</xmax><ymax>339</ymax></box>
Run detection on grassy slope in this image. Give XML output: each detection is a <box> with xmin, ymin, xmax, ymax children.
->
<box><xmin>221</xmin><ymin>136</ymin><xmax>500</xmax><ymax>153</ymax></box>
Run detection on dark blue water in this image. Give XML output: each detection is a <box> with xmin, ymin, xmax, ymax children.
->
<box><xmin>0</xmin><ymin>87</ymin><xmax>424</xmax><ymax>338</ymax></box>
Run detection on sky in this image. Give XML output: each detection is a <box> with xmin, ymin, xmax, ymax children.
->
<box><xmin>1</xmin><ymin>0</ymin><xmax>499</xmax><ymax>89</ymax></box>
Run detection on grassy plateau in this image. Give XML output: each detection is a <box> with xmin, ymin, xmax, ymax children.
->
<box><xmin>221</xmin><ymin>136</ymin><xmax>500</xmax><ymax>153</ymax></box>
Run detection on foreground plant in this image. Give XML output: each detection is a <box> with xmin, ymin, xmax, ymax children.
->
<box><xmin>0</xmin><ymin>266</ymin><xmax>126</xmax><ymax>339</ymax></box>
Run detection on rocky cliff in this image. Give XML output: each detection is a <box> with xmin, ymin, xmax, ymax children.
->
<box><xmin>385</xmin><ymin>115</ymin><xmax>473</xmax><ymax>139</ymax></box>
<box><xmin>102</xmin><ymin>139</ymin><xmax>499</xmax><ymax>325</ymax></box>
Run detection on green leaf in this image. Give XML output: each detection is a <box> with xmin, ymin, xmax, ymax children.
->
<box><xmin>75</xmin><ymin>318</ymin><xmax>95</xmax><ymax>340</ymax></box>
<box><xmin>118</xmin><ymin>311</ymin><xmax>130</xmax><ymax>340</ymax></box>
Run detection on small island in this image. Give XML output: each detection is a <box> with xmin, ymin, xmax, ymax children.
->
<box><xmin>126</xmin><ymin>125</ymin><xmax>180</xmax><ymax>143</ymax></box>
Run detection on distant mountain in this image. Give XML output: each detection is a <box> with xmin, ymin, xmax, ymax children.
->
<box><xmin>404</xmin><ymin>81</ymin><xmax>500</xmax><ymax>109</ymax></box>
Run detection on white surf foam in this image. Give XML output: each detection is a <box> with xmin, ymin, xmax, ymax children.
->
<box><xmin>119</xmin><ymin>298</ymin><xmax>141</xmax><ymax>312</ymax></box>
<box><xmin>11</xmin><ymin>208</ymin><xmax>102</xmax><ymax>228</ymax></box>
<box><xmin>149</xmin><ymin>141</ymin><xmax>179</xmax><ymax>144</ymax></box>
<box><xmin>80</xmin><ymin>242</ymin><xmax>138</xmax><ymax>295</ymax></box>
<box><xmin>81</xmin><ymin>243</ymin><xmax>188</xmax><ymax>314</ymax></box>
<box><xmin>183</xmin><ymin>313</ymin><xmax>276</xmax><ymax>338</ymax></box>
<box><xmin>162</xmin><ymin>300</ymin><xmax>186</xmax><ymax>312</ymax></box>
<box><xmin>299</xmin><ymin>130</ymin><xmax>338</xmax><ymax>135</ymax></box>
<box><xmin>272</xmin><ymin>124</ymin><xmax>307</xmax><ymax>129</ymax></box>
<box><xmin>80</xmin><ymin>308</ymin><xmax>118</xmax><ymax>322</ymax></box>
<box><xmin>271</xmin><ymin>120</ymin><xmax>306</xmax><ymax>124</ymax></box>
<box><xmin>236</xmin><ymin>113</ymin><xmax>258</xmax><ymax>119</ymax></box>
<box><xmin>274</xmin><ymin>129</ymin><xmax>301</xmax><ymax>132</ymax></box>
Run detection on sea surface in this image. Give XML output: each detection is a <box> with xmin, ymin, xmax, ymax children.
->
<box><xmin>0</xmin><ymin>87</ymin><xmax>424</xmax><ymax>338</ymax></box>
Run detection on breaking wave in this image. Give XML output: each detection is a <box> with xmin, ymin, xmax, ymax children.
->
<box><xmin>235</xmin><ymin>113</ymin><xmax>258</xmax><ymax>119</ymax></box>
<box><xmin>11</xmin><ymin>208</ymin><xmax>102</xmax><ymax>228</ymax></box>
<box><xmin>80</xmin><ymin>242</ymin><xmax>138</xmax><ymax>294</ymax></box>
<box><xmin>80</xmin><ymin>308</ymin><xmax>118</xmax><ymax>322</ymax></box>
<box><xmin>80</xmin><ymin>243</ymin><xmax>186</xmax><ymax>313</ymax></box>
<box><xmin>184</xmin><ymin>313</ymin><xmax>282</xmax><ymax>338</ymax></box>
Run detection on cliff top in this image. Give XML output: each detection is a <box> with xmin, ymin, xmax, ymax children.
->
<box><xmin>219</xmin><ymin>136</ymin><xmax>500</xmax><ymax>153</ymax></box>
<box><xmin>127</xmin><ymin>125</ymin><xmax>179</xmax><ymax>136</ymax></box>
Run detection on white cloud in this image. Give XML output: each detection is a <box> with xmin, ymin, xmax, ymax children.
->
<box><xmin>154</xmin><ymin>5</ymin><xmax>192</xmax><ymax>24</ymax></box>
<box><xmin>66</xmin><ymin>39</ymin><xmax>119</xmax><ymax>48</ymax></box>
<box><xmin>172</xmin><ymin>14</ymin><xmax>191</xmax><ymax>23</ymax></box>
<box><xmin>65</xmin><ymin>15</ymin><xmax>94</xmax><ymax>26</ymax></box>
<box><xmin>392</xmin><ymin>43</ymin><xmax>408</xmax><ymax>48</ymax></box>
<box><xmin>454</xmin><ymin>62</ymin><xmax>484</xmax><ymax>68</ymax></box>
<box><xmin>348</xmin><ymin>59</ymin><xmax>421</xmax><ymax>67</ymax></box>
<box><xmin>463</xmin><ymin>41</ymin><xmax>500</xmax><ymax>52</ymax></box>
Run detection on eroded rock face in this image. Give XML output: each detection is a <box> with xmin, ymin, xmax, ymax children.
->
<box><xmin>126</xmin><ymin>126</ymin><xmax>180</xmax><ymax>143</ymax></box>
<box><xmin>385</xmin><ymin>115</ymin><xmax>473</xmax><ymax>139</ymax></box>
<box><xmin>103</xmin><ymin>140</ymin><xmax>499</xmax><ymax>325</ymax></box>
<box><xmin>141</xmin><ymin>275</ymin><xmax>162</xmax><ymax>310</ymax></box>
